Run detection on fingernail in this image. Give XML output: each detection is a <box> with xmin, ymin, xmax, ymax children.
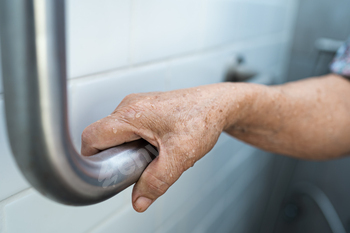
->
<box><xmin>134</xmin><ymin>197</ymin><xmax>152</xmax><ymax>212</ymax></box>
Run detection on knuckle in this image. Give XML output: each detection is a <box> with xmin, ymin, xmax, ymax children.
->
<box><xmin>122</xmin><ymin>93</ymin><xmax>139</xmax><ymax>102</ymax></box>
<box><xmin>115</xmin><ymin>106</ymin><xmax>138</xmax><ymax>122</ymax></box>
<box><xmin>116</xmin><ymin>94</ymin><xmax>141</xmax><ymax>111</ymax></box>
<box><xmin>81</xmin><ymin>126</ymin><xmax>93</xmax><ymax>146</ymax></box>
<box><xmin>142</xmin><ymin>170</ymin><xmax>170</xmax><ymax>196</ymax></box>
<box><xmin>115</xmin><ymin>104</ymin><xmax>148</xmax><ymax>125</ymax></box>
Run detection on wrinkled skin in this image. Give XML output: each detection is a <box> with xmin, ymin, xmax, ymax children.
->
<box><xmin>82</xmin><ymin>74</ymin><xmax>350</xmax><ymax>212</ymax></box>
<box><xmin>81</xmin><ymin>83</ymin><xmax>240</xmax><ymax>212</ymax></box>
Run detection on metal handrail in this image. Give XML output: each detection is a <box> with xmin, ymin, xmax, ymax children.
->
<box><xmin>0</xmin><ymin>0</ymin><xmax>157</xmax><ymax>205</ymax></box>
<box><xmin>293</xmin><ymin>182</ymin><xmax>346</xmax><ymax>233</ymax></box>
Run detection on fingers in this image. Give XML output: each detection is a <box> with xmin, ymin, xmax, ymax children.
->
<box><xmin>132</xmin><ymin>151</ymin><xmax>183</xmax><ymax>212</ymax></box>
<box><xmin>80</xmin><ymin>91</ymin><xmax>204</xmax><ymax>213</ymax></box>
<box><xmin>81</xmin><ymin>115</ymin><xmax>141</xmax><ymax>156</ymax></box>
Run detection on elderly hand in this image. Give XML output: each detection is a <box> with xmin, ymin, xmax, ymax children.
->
<box><xmin>82</xmin><ymin>74</ymin><xmax>350</xmax><ymax>212</ymax></box>
<box><xmin>81</xmin><ymin>83</ymin><xmax>248</xmax><ymax>212</ymax></box>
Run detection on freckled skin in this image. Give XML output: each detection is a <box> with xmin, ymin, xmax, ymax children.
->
<box><xmin>81</xmin><ymin>74</ymin><xmax>350</xmax><ymax>212</ymax></box>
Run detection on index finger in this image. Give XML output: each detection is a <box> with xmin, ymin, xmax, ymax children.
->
<box><xmin>81</xmin><ymin>115</ymin><xmax>141</xmax><ymax>156</ymax></box>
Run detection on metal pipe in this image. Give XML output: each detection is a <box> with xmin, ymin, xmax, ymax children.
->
<box><xmin>0</xmin><ymin>0</ymin><xmax>157</xmax><ymax>206</ymax></box>
<box><xmin>293</xmin><ymin>182</ymin><xmax>346</xmax><ymax>233</ymax></box>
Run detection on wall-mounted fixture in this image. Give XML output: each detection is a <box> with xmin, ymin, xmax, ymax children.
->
<box><xmin>312</xmin><ymin>38</ymin><xmax>344</xmax><ymax>76</ymax></box>
<box><xmin>225</xmin><ymin>55</ymin><xmax>258</xmax><ymax>82</ymax></box>
<box><xmin>225</xmin><ymin>55</ymin><xmax>276</xmax><ymax>85</ymax></box>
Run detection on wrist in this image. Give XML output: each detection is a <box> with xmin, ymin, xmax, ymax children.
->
<box><xmin>218</xmin><ymin>82</ymin><xmax>265</xmax><ymax>132</ymax></box>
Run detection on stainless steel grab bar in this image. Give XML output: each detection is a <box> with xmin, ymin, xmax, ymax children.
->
<box><xmin>0</xmin><ymin>0</ymin><xmax>157</xmax><ymax>205</ymax></box>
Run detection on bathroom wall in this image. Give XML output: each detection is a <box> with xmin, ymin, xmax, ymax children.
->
<box><xmin>0</xmin><ymin>0</ymin><xmax>299</xmax><ymax>232</ymax></box>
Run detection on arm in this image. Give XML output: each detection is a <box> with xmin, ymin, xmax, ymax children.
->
<box><xmin>225</xmin><ymin>74</ymin><xmax>350</xmax><ymax>160</ymax></box>
<box><xmin>81</xmin><ymin>74</ymin><xmax>350</xmax><ymax>212</ymax></box>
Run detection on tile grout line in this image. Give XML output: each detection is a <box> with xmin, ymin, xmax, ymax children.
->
<box><xmin>68</xmin><ymin>31</ymin><xmax>289</xmax><ymax>83</ymax></box>
<box><xmin>71</xmin><ymin>31</ymin><xmax>289</xmax><ymax>82</ymax></box>
<box><xmin>0</xmin><ymin>188</ymin><xmax>33</xmax><ymax>233</ymax></box>
<box><xmin>0</xmin><ymin>188</ymin><xmax>33</xmax><ymax>206</ymax></box>
<box><xmin>86</xmin><ymin>201</ymin><xmax>131</xmax><ymax>233</ymax></box>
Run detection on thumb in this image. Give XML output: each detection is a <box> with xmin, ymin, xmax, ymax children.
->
<box><xmin>132</xmin><ymin>150</ymin><xmax>183</xmax><ymax>212</ymax></box>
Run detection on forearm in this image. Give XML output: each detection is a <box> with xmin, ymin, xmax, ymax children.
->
<box><xmin>223</xmin><ymin>74</ymin><xmax>350</xmax><ymax>160</ymax></box>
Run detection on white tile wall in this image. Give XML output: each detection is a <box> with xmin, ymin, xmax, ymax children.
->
<box><xmin>243</xmin><ymin>42</ymin><xmax>286</xmax><ymax>81</ymax></box>
<box><xmin>0</xmin><ymin>0</ymin><xmax>300</xmax><ymax>232</ymax></box>
<box><xmin>166</xmin><ymin>53</ymin><xmax>229</xmax><ymax>90</ymax></box>
<box><xmin>202</xmin><ymin>0</ymin><xmax>240</xmax><ymax>48</ymax></box>
<box><xmin>67</xmin><ymin>0</ymin><xmax>131</xmax><ymax>78</ymax></box>
<box><xmin>234</xmin><ymin>2</ymin><xmax>284</xmax><ymax>40</ymax></box>
<box><xmin>166</xmin><ymin>40</ymin><xmax>289</xmax><ymax>92</ymax></box>
<box><xmin>202</xmin><ymin>0</ymin><xmax>286</xmax><ymax>48</ymax></box>
<box><xmin>4</xmin><ymin>190</ymin><xmax>127</xmax><ymax>233</ymax></box>
<box><xmin>0</xmin><ymin>100</ymin><xmax>29</xmax><ymax>202</ymax></box>
<box><xmin>130</xmin><ymin>0</ymin><xmax>206</xmax><ymax>64</ymax></box>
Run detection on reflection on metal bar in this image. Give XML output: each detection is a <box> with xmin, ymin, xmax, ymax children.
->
<box><xmin>293</xmin><ymin>182</ymin><xmax>346</xmax><ymax>233</ymax></box>
<box><xmin>0</xmin><ymin>0</ymin><xmax>157</xmax><ymax>205</ymax></box>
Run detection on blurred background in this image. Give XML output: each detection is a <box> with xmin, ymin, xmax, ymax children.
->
<box><xmin>0</xmin><ymin>0</ymin><xmax>350</xmax><ymax>232</ymax></box>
